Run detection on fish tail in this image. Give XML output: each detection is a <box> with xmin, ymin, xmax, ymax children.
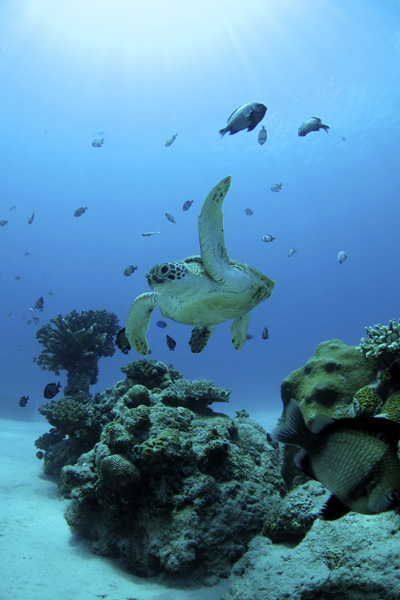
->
<box><xmin>321</xmin><ymin>124</ymin><xmax>330</xmax><ymax>133</ymax></box>
<box><xmin>219</xmin><ymin>127</ymin><xmax>228</xmax><ymax>138</ymax></box>
<box><xmin>271</xmin><ymin>398</ymin><xmax>310</xmax><ymax>446</ymax></box>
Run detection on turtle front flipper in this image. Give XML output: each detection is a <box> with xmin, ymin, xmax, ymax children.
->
<box><xmin>198</xmin><ymin>176</ymin><xmax>232</xmax><ymax>283</ymax></box>
<box><xmin>126</xmin><ymin>292</ymin><xmax>158</xmax><ymax>356</ymax></box>
<box><xmin>189</xmin><ymin>325</ymin><xmax>216</xmax><ymax>353</ymax></box>
<box><xmin>230</xmin><ymin>313</ymin><xmax>250</xmax><ymax>350</ymax></box>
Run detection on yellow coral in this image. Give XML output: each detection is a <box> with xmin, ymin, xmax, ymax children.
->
<box><xmin>379</xmin><ymin>392</ymin><xmax>400</xmax><ymax>424</ymax></box>
<box><xmin>353</xmin><ymin>386</ymin><xmax>382</xmax><ymax>417</ymax></box>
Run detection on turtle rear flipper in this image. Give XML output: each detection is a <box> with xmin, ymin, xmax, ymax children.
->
<box><xmin>230</xmin><ymin>313</ymin><xmax>250</xmax><ymax>350</ymax></box>
<box><xmin>189</xmin><ymin>325</ymin><xmax>216</xmax><ymax>353</ymax></box>
<box><xmin>126</xmin><ymin>292</ymin><xmax>158</xmax><ymax>356</ymax></box>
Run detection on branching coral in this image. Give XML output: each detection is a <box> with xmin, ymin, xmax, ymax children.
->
<box><xmin>36</xmin><ymin>309</ymin><xmax>120</xmax><ymax>395</ymax></box>
<box><xmin>358</xmin><ymin>319</ymin><xmax>400</xmax><ymax>366</ymax></box>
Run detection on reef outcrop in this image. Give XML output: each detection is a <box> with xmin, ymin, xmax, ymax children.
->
<box><xmin>37</xmin><ymin>359</ymin><xmax>285</xmax><ymax>580</ymax></box>
<box><xmin>36</xmin><ymin>309</ymin><xmax>120</xmax><ymax>396</ymax></box>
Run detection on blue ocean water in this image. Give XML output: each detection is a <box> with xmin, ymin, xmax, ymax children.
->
<box><xmin>1</xmin><ymin>0</ymin><xmax>400</xmax><ymax>421</ymax></box>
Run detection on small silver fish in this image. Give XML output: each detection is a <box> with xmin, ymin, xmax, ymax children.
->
<box><xmin>28</xmin><ymin>212</ymin><xmax>34</xmax><ymax>224</ymax></box>
<box><xmin>258</xmin><ymin>125</ymin><xmax>267</xmax><ymax>145</ymax></box>
<box><xmin>182</xmin><ymin>200</ymin><xmax>194</xmax><ymax>211</ymax></box>
<box><xmin>261</xmin><ymin>234</ymin><xmax>275</xmax><ymax>243</ymax></box>
<box><xmin>338</xmin><ymin>251</ymin><xmax>347</xmax><ymax>264</ymax></box>
<box><xmin>244</xmin><ymin>208</ymin><xmax>254</xmax><ymax>216</ymax></box>
<box><xmin>74</xmin><ymin>206</ymin><xmax>87</xmax><ymax>217</ymax></box>
<box><xmin>0</xmin><ymin>219</ymin><xmax>8</xmax><ymax>226</ymax></box>
<box><xmin>165</xmin><ymin>133</ymin><xmax>177</xmax><ymax>147</ymax></box>
<box><xmin>124</xmin><ymin>265</ymin><xmax>138</xmax><ymax>277</ymax></box>
<box><xmin>272</xmin><ymin>398</ymin><xmax>400</xmax><ymax>520</ymax></box>
<box><xmin>92</xmin><ymin>138</ymin><xmax>104</xmax><ymax>147</ymax></box>
<box><xmin>288</xmin><ymin>248</ymin><xmax>298</xmax><ymax>258</ymax></box>
<box><xmin>271</xmin><ymin>183</ymin><xmax>282</xmax><ymax>193</ymax></box>
<box><xmin>219</xmin><ymin>102</ymin><xmax>267</xmax><ymax>137</ymax></box>
<box><xmin>141</xmin><ymin>231</ymin><xmax>160</xmax><ymax>236</ymax></box>
<box><xmin>47</xmin><ymin>291</ymin><xmax>54</xmax><ymax>295</ymax></box>
<box><xmin>298</xmin><ymin>117</ymin><xmax>329</xmax><ymax>137</ymax></box>
<box><xmin>165</xmin><ymin>212</ymin><xmax>176</xmax><ymax>224</ymax></box>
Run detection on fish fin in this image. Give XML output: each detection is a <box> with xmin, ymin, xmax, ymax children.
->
<box><xmin>246</xmin><ymin>122</ymin><xmax>258</xmax><ymax>132</ymax></box>
<box><xmin>320</xmin><ymin>495</ymin><xmax>350</xmax><ymax>521</ymax></box>
<box><xmin>310</xmin><ymin>414</ymin><xmax>334</xmax><ymax>433</ymax></box>
<box><xmin>311</xmin><ymin>117</ymin><xmax>322</xmax><ymax>122</ymax></box>
<box><xmin>295</xmin><ymin>449</ymin><xmax>316</xmax><ymax>479</ymax></box>
<box><xmin>219</xmin><ymin>127</ymin><xmax>228</xmax><ymax>138</ymax></box>
<box><xmin>320</xmin><ymin>124</ymin><xmax>330</xmax><ymax>132</ymax></box>
<box><xmin>271</xmin><ymin>398</ymin><xmax>310</xmax><ymax>446</ymax></box>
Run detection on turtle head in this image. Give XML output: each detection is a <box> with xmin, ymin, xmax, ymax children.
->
<box><xmin>146</xmin><ymin>261</ymin><xmax>188</xmax><ymax>292</ymax></box>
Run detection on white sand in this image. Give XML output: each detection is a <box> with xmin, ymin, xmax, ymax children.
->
<box><xmin>0</xmin><ymin>418</ymin><xmax>229</xmax><ymax>600</ymax></box>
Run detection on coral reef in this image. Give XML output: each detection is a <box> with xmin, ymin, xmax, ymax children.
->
<box><xmin>58</xmin><ymin>380</ymin><xmax>285</xmax><ymax>580</ymax></box>
<box><xmin>358</xmin><ymin>318</ymin><xmax>400</xmax><ymax>366</ymax></box>
<box><xmin>281</xmin><ymin>340</ymin><xmax>380</xmax><ymax>422</ymax></box>
<box><xmin>158</xmin><ymin>377</ymin><xmax>231</xmax><ymax>411</ymax></box>
<box><xmin>223</xmin><ymin>511</ymin><xmax>400</xmax><ymax>600</ymax></box>
<box><xmin>280</xmin><ymin>339</ymin><xmax>381</xmax><ymax>487</ymax></box>
<box><xmin>36</xmin><ymin>309</ymin><xmax>120</xmax><ymax>395</ymax></box>
<box><xmin>352</xmin><ymin>384</ymin><xmax>383</xmax><ymax>417</ymax></box>
<box><xmin>121</xmin><ymin>358</ymin><xmax>182</xmax><ymax>390</ymax></box>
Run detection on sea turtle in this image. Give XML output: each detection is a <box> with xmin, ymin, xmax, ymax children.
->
<box><xmin>125</xmin><ymin>176</ymin><xmax>275</xmax><ymax>355</ymax></box>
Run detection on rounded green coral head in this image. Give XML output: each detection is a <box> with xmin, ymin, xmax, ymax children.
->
<box><xmin>100</xmin><ymin>454</ymin><xmax>141</xmax><ymax>502</ymax></box>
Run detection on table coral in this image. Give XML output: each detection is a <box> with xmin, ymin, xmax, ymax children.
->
<box><xmin>36</xmin><ymin>309</ymin><xmax>120</xmax><ymax>395</ymax></box>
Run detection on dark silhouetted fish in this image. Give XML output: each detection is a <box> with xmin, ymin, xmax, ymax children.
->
<box><xmin>165</xmin><ymin>212</ymin><xmax>176</xmax><ymax>224</ymax></box>
<box><xmin>0</xmin><ymin>219</ymin><xmax>8</xmax><ymax>226</ymax></box>
<box><xmin>92</xmin><ymin>138</ymin><xmax>104</xmax><ymax>147</ymax></box>
<box><xmin>298</xmin><ymin>117</ymin><xmax>329</xmax><ymax>137</ymax></box>
<box><xmin>19</xmin><ymin>395</ymin><xmax>29</xmax><ymax>407</ymax></box>
<box><xmin>182</xmin><ymin>200</ymin><xmax>194</xmax><ymax>211</ymax></box>
<box><xmin>141</xmin><ymin>231</ymin><xmax>160</xmax><ymax>236</ymax></box>
<box><xmin>156</xmin><ymin>320</ymin><xmax>169</xmax><ymax>328</ymax></box>
<box><xmin>43</xmin><ymin>381</ymin><xmax>61</xmax><ymax>399</ymax></box>
<box><xmin>166</xmin><ymin>334</ymin><xmax>176</xmax><ymax>351</ymax></box>
<box><xmin>28</xmin><ymin>212</ymin><xmax>34</xmax><ymax>224</ymax></box>
<box><xmin>165</xmin><ymin>133</ymin><xmax>177</xmax><ymax>147</ymax></box>
<box><xmin>35</xmin><ymin>296</ymin><xmax>44</xmax><ymax>311</ymax></box>
<box><xmin>219</xmin><ymin>102</ymin><xmax>267</xmax><ymax>137</ymax></box>
<box><xmin>116</xmin><ymin>328</ymin><xmax>131</xmax><ymax>354</ymax></box>
<box><xmin>244</xmin><ymin>208</ymin><xmax>253</xmax><ymax>216</ymax></box>
<box><xmin>124</xmin><ymin>265</ymin><xmax>138</xmax><ymax>277</ymax></box>
<box><xmin>272</xmin><ymin>398</ymin><xmax>400</xmax><ymax>520</ymax></box>
<box><xmin>74</xmin><ymin>206</ymin><xmax>87</xmax><ymax>217</ymax></box>
<box><xmin>36</xmin><ymin>451</ymin><xmax>44</xmax><ymax>459</ymax></box>
<box><xmin>262</xmin><ymin>326</ymin><xmax>269</xmax><ymax>340</ymax></box>
<box><xmin>258</xmin><ymin>125</ymin><xmax>267</xmax><ymax>145</ymax></box>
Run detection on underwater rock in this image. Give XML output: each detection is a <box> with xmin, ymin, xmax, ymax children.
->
<box><xmin>224</xmin><ymin>511</ymin><xmax>400</xmax><ymax>600</ymax></box>
<box><xmin>36</xmin><ymin>309</ymin><xmax>120</xmax><ymax>396</ymax></box>
<box><xmin>60</xmin><ymin>385</ymin><xmax>285</xmax><ymax>579</ymax></box>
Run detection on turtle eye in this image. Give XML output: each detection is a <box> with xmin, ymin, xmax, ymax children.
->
<box><xmin>387</xmin><ymin>490</ymin><xmax>400</xmax><ymax>503</ymax></box>
<box><xmin>160</xmin><ymin>265</ymin><xmax>169</xmax><ymax>275</ymax></box>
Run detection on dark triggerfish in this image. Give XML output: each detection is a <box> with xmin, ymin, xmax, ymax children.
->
<box><xmin>271</xmin><ymin>398</ymin><xmax>400</xmax><ymax>520</ymax></box>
